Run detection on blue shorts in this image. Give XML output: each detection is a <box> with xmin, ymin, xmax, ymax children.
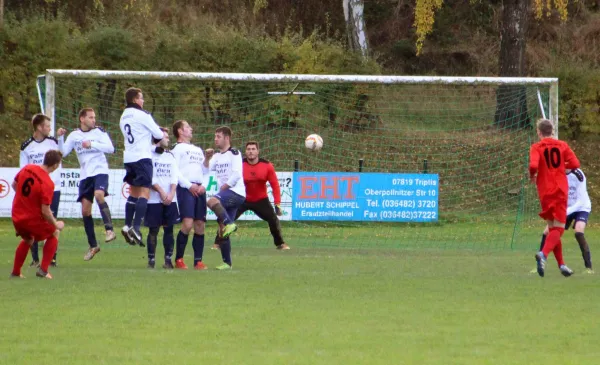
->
<box><xmin>144</xmin><ymin>202</ymin><xmax>180</xmax><ymax>228</ymax></box>
<box><xmin>214</xmin><ymin>189</ymin><xmax>245</xmax><ymax>223</ymax></box>
<box><xmin>176</xmin><ymin>185</ymin><xmax>207</xmax><ymax>221</ymax></box>
<box><xmin>123</xmin><ymin>159</ymin><xmax>153</xmax><ymax>188</ymax></box>
<box><xmin>77</xmin><ymin>174</ymin><xmax>109</xmax><ymax>203</ymax></box>
<box><xmin>51</xmin><ymin>191</ymin><xmax>60</xmax><ymax>217</ymax></box>
<box><xmin>565</xmin><ymin>211</ymin><xmax>590</xmax><ymax>230</ymax></box>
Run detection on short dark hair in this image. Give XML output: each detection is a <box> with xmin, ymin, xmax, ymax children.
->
<box><xmin>31</xmin><ymin>114</ymin><xmax>50</xmax><ymax>131</ymax></box>
<box><xmin>245</xmin><ymin>141</ymin><xmax>259</xmax><ymax>149</ymax></box>
<box><xmin>215</xmin><ymin>126</ymin><xmax>232</xmax><ymax>138</ymax></box>
<box><xmin>153</xmin><ymin>127</ymin><xmax>169</xmax><ymax>144</ymax></box>
<box><xmin>172</xmin><ymin>120</ymin><xmax>187</xmax><ymax>139</ymax></box>
<box><xmin>537</xmin><ymin>119</ymin><xmax>554</xmax><ymax>137</ymax></box>
<box><xmin>78</xmin><ymin>108</ymin><xmax>94</xmax><ymax>121</ymax></box>
<box><xmin>125</xmin><ymin>87</ymin><xmax>142</xmax><ymax>104</ymax></box>
<box><xmin>43</xmin><ymin>150</ymin><xmax>62</xmax><ymax>167</ymax></box>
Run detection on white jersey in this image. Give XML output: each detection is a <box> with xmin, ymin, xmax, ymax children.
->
<box><xmin>119</xmin><ymin>105</ymin><xmax>164</xmax><ymax>163</ymax></box>
<box><xmin>149</xmin><ymin>149</ymin><xmax>179</xmax><ymax>204</ymax></box>
<box><xmin>209</xmin><ymin>147</ymin><xmax>246</xmax><ymax>197</ymax></box>
<box><xmin>567</xmin><ymin>169</ymin><xmax>591</xmax><ymax>215</ymax></box>
<box><xmin>20</xmin><ymin>135</ymin><xmax>63</xmax><ymax>191</ymax></box>
<box><xmin>171</xmin><ymin>142</ymin><xmax>208</xmax><ymax>189</ymax></box>
<box><xmin>62</xmin><ymin>127</ymin><xmax>114</xmax><ymax>180</ymax></box>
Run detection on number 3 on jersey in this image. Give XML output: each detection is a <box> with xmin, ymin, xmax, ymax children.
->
<box><xmin>124</xmin><ymin>124</ymin><xmax>135</xmax><ymax>144</ymax></box>
<box><xmin>543</xmin><ymin>147</ymin><xmax>560</xmax><ymax>169</ymax></box>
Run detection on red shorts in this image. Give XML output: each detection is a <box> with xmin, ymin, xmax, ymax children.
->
<box><xmin>538</xmin><ymin>195</ymin><xmax>567</xmax><ymax>223</ymax></box>
<box><xmin>13</xmin><ymin>218</ymin><xmax>56</xmax><ymax>241</ymax></box>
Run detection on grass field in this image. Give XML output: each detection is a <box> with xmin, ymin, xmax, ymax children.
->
<box><xmin>1</xmin><ymin>219</ymin><xmax>600</xmax><ymax>365</ymax></box>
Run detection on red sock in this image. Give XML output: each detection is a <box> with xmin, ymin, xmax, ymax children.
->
<box><xmin>12</xmin><ymin>241</ymin><xmax>30</xmax><ymax>276</ymax></box>
<box><xmin>41</xmin><ymin>236</ymin><xmax>58</xmax><ymax>272</ymax></box>
<box><xmin>542</xmin><ymin>227</ymin><xmax>564</xmax><ymax>258</ymax></box>
<box><xmin>553</xmin><ymin>241</ymin><xmax>565</xmax><ymax>267</ymax></box>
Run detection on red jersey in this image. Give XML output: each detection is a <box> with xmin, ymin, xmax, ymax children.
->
<box><xmin>243</xmin><ymin>158</ymin><xmax>281</xmax><ymax>204</ymax></box>
<box><xmin>12</xmin><ymin>164</ymin><xmax>54</xmax><ymax>223</ymax></box>
<box><xmin>529</xmin><ymin>138</ymin><xmax>580</xmax><ymax>200</ymax></box>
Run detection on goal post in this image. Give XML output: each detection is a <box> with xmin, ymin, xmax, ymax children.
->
<box><xmin>34</xmin><ymin>69</ymin><xmax>558</xmax><ymax>250</ymax></box>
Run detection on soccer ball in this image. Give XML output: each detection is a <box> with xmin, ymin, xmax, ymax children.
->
<box><xmin>305</xmin><ymin>134</ymin><xmax>323</xmax><ymax>151</ymax></box>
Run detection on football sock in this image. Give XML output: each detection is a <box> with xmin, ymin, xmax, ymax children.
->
<box><xmin>539</xmin><ymin>233</ymin><xmax>547</xmax><ymax>251</ymax></box>
<box><xmin>553</xmin><ymin>242</ymin><xmax>565</xmax><ymax>267</ymax></box>
<box><xmin>83</xmin><ymin>215</ymin><xmax>98</xmax><ymax>248</ymax></box>
<box><xmin>175</xmin><ymin>231</ymin><xmax>189</xmax><ymax>260</ymax></box>
<box><xmin>30</xmin><ymin>242</ymin><xmax>40</xmax><ymax>262</ymax></box>
<box><xmin>125</xmin><ymin>196</ymin><xmax>138</xmax><ymax>227</ymax></box>
<box><xmin>212</xmin><ymin>202</ymin><xmax>232</xmax><ymax>225</ymax></box>
<box><xmin>12</xmin><ymin>241</ymin><xmax>29</xmax><ymax>276</ymax></box>
<box><xmin>163</xmin><ymin>226</ymin><xmax>174</xmax><ymax>262</ymax></box>
<box><xmin>98</xmin><ymin>201</ymin><xmax>114</xmax><ymax>231</ymax></box>
<box><xmin>575</xmin><ymin>232</ymin><xmax>592</xmax><ymax>269</ymax></box>
<box><xmin>133</xmin><ymin>197</ymin><xmax>148</xmax><ymax>232</ymax></box>
<box><xmin>41</xmin><ymin>236</ymin><xmax>58</xmax><ymax>272</ymax></box>
<box><xmin>542</xmin><ymin>227</ymin><xmax>564</xmax><ymax>259</ymax></box>
<box><xmin>192</xmin><ymin>234</ymin><xmax>205</xmax><ymax>265</ymax></box>
<box><xmin>219</xmin><ymin>237</ymin><xmax>232</xmax><ymax>266</ymax></box>
<box><xmin>147</xmin><ymin>227</ymin><xmax>160</xmax><ymax>262</ymax></box>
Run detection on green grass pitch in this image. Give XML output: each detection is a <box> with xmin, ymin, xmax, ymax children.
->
<box><xmin>1</xmin><ymin>219</ymin><xmax>600</xmax><ymax>365</ymax></box>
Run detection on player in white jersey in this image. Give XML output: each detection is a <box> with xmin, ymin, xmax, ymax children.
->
<box><xmin>536</xmin><ymin>168</ymin><xmax>593</xmax><ymax>273</ymax></box>
<box><xmin>119</xmin><ymin>87</ymin><xmax>166</xmax><ymax>247</ymax></box>
<box><xmin>144</xmin><ymin>128</ymin><xmax>180</xmax><ymax>269</ymax></box>
<box><xmin>204</xmin><ymin>126</ymin><xmax>246</xmax><ymax>270</ymax></box>
<box><xmin>62</xmin><ymin>108</ymin><xmax>116</xmax><ymax>261</ymax></box>
<box><xmin>20</xmin><ymin>114</ymin><xmax>65</xmax><ymax>267</ymax></box>
<box><xmin>170</xmin><ymin>120</ymin><xmax>209</xmax><ymax>270</ymax></box>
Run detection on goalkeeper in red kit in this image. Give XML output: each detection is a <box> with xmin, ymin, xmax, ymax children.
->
<box><xmin>213</xmin><ymin>141</ymin><xmax>289</xmax><ymax>250</ymax></box>
<box><xmin>530</xmin><ymin>119</ymin><xmax>580</xmax><ymax>277</ymax></box>
<box><xmin>10</xmin><ymin>150</ymin><xmax>65</xmax><ymax>279</ymax></box>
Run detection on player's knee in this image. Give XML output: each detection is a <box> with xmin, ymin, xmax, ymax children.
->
<box><xmin>193</xmin><ymin>221</ymin><xmax>205</xmax><ymax>234</ymax></box>
<box><xmin>180</xmin><ymin>219</ymin><xmax>193</xmax><ymax>233</ymax></box>
<box><xmin>53</xmin><ymin>229</ymin><xmax>60</xmax><ymax>238</ymax></box>
<box><xmin>94</xmin><ymin>190</ymin><xmax>105</xmax><ymax>203</ymax></box>
<box><xmin>207</xmin><ymin>197</ymin><xmax>218</xmax><ymax>207</ymax></box>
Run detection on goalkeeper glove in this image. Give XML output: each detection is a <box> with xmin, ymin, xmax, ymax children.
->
<box><xmin>274</xmin><ymin>204</ymin><xmax>282</xmax><ymax>216</ymax></box>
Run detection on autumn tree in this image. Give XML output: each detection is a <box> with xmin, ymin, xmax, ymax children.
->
<box><xmin>414</xmin><ymin>0</ymin><xmax>570</xmax><ymax>129</ymax></box>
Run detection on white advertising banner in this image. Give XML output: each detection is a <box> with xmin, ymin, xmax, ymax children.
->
<box><xmin>0</xmin><ymin>168</ymin><xmax>293</xmax><ymax>221</ymax></box>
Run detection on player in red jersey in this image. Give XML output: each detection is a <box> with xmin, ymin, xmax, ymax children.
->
<box><xmin>213</xmin><ymin>141</ymin><xmax>289</xmax><ymax>250</ymax></box>
<box><xmin>10</xmin><ymin>150</ymin><xmax>65</xmax><ymax>279</ymax></box>
<box><xmin>529</xmin><ymin>119</ymin><xmax>580</xmax><ymax>277</ymax></box>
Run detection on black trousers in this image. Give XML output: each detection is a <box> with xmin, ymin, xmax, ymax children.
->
<box><xmin>217</xmin><ymin>198</ymin><xmax>285</xmax><ymax>246</ymax></box>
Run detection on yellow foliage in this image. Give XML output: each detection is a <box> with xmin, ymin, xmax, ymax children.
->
<box><xmin>533</xmin><ymin>0</ymin><xmax>569</xmax><ymax>21</ymax></box>
<box><xmin>415</xmin><ymin>0</ymin><xmax>571</xmax><ymax>55</ymax></box>
<box><xmin>254</xmin><ymin>0</ymin><xmax>268</xmax><ymax>15</ymax></box>
<box><xmin>414</xmin><ymin>0</ymin><xmax>444</xmax><ymax>56</ymax></box>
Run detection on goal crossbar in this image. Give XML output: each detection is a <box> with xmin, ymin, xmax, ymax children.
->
<box><xmin>44</xmin><ymin>69</ymin><xmax>560</xmax><ymax>136</ymax></box>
